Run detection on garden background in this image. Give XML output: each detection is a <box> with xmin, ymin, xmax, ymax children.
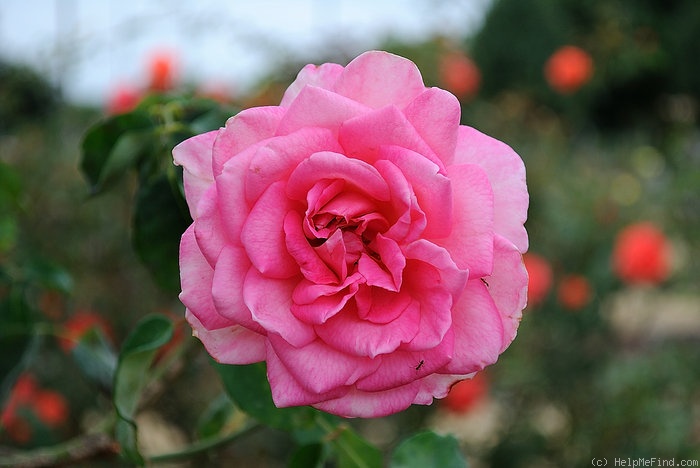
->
<box><xmin>1</xmin><ymin>0</ymin><xmax>699</xmax><ymax>466</ymax></box>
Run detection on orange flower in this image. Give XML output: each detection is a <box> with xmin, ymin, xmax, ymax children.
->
<box><xmin>1</xmin><ymin>374</ymin><xmax>68</xmax><ymax>443</ymax></box>
<box><xmin>439</xmin><ymin>51</ymin><xmax>481</xmax><ymax>101</ymax></box>
<box><xmin>106</xmin><ymin>84</ymin><xmax>142</xmax><ymax>115</ymax></box>
<box><xmin>58</xmin><ymin>311</ymin><xmax>113</xmax><ymax>353</ymax></box>
<box><xmin>442</xmin><ymin>373</ymin><xmax>488</xmax><ymax>413</ymax></box>
<box><xmin>147</xmin><ymin>50</ymin><xmax>177</xmax><ymax>92</ymax></box>
<box><xmin>33</xmin><ymin>391</ymin><xmax>69</xmax><ymax>427</ymax></box>
<box><xmin>557</xmin><ymin>274</ymin><xmax>592</xmax><ymax>310</ymax></box>
<box><xmin>544</xmin><ymin>46</ymin><xmax>594</xmax><ymax>94</ymax></box>
<box><xmin>523</xmin><ymin>253</ymin><xmax>553</xmax><ymax>307</ymax></box>
<box><xmin>612</xmin><ymin>222</ymin><xmax>671</xmax><ymax>285</ymax></box>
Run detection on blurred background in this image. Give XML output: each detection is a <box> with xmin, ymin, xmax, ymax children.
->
<box><xmin>1</xmin><ymin>0</ymin><xmax>699</xmax><ymax>466</ymax></box>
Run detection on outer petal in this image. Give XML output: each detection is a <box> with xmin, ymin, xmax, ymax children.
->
<box><xmin>403</xmin><ymin>87</ymin><xmax>461</xmax><ymax>166</ymax></box>
<box><xmin>173</xmin><ymin>131</ymin><xmax>217</xmax><ymax>217</ymax></box>
<box><xmin>277</xmin><ymin>85</ymin><xmax>370</xmax><ymax>136</ymax></box>
<box><xmin>453</xmin><ymin>126</ymin><xmax>529</xmax><ymax>252</ymax></box>
<box><xmin>179</xmin><ymin>226</ymin><xmax>229</xmax><ymax>330</ymax></box>
<box><xmin>266</xmin><ymin>342</ymin><xmax>349</xmax><ymax>408</ymax></box>
<box><xmin>268</xmin><ymin>334</ymin><xmax>379</xmax><ymax>395</ymax></box>
<box><xmin>193</xmin><ymin>184</ymin><xmax>229</xmax><ymax>266</ymax></box>
<box><xmin>243</xmin><ymin>269</ymin><xmax>316</xmax><ymax>348</ymax></box>
<box><xmin>313</xmin><ymin>382</ymin><xmax>421</xmax><ymax>418</ymax></box>
<box><xmin>355</xmin><ymin>328</ymin><xmax>454</xmax><ymax>392</ymax></box>
<box><xmin>333</xmin><ymin>51</ymin><xmax>426</xmax><ymax>109</ymax></box>
<box><xmin>211</xmin><ymin>245</ymin><xmax>265</xmax><ymax>334</ymax></box>
<box><xmin>280</xmin><ymin>62</ymin><xmax>345</xmax><ymax>107</ymax></box>
<box><xmin>412</xmin><ymin>373</ymin><xmax>474</xmax><ymax>405</ymax></box>
<box><xmin>185</xmin><ymin>310</ymin><xmax>265</xmax><ymax>365</ymax></box>
<box><xmin>483</xmin><ymin>235</ymin><xmax>528</xmax><ymax>351</ymax></box>
<box><xmin>212</xmin><ymin>106</ymin><xmax>286</xmax><ymax>176</ymax></box>
<box><xmin>338</xmin><ymin>105</ymin><xmax>444</xmax><ymax>171</ymax></box>
<box><xmin>216</xmin><ymin>145</ymin><xmax>258</xmax><ymax>244</ymax></box>
<box><xmin>434</xmin><ymin>163</ymin><xmax>494</xmax><ymax>279</ymax></box>
<box><xmin>441</xmin><ymin>280</ymin><xmax>505</xmax><ymax>375</ymax></box>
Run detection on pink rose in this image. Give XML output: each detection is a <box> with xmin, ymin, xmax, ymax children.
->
<box><xmin>174</xmin><ymin>51</ymin><xmax>529</xmax><ymax>418</ymax></box>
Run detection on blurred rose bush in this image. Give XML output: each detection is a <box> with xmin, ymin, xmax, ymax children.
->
<box><xmin>175</xmin><ymin>50</ymin><xmax>529</xmax><ymax>418</ymax></box>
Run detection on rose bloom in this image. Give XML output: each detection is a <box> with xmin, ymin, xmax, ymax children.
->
<box><xmin>544</xmin><ymin>45</ymin><xmax>593</xmax><ymax>94</ymax></box>
<box><xmin>175</xmin><ymin>51</ymin><xmax>529</xmax><ymax>418</ymax></box>
<box><xmin>612</xmin><ymin>222</ymin><xmax>671</xmax><ymax>285</ymax></box>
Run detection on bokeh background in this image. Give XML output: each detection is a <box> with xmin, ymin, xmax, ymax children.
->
<box><xmin>2</xmin><ymin>0</ymin><xmax>699</xmax><ymax>466</ymax></box>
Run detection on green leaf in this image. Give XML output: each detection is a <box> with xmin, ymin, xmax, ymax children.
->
<box><xmin>132</xmin><ymin>174</ymin><xmax>190</xmax><ymax>293</ymax></box>
<box><xmin>80</xmin><ymin>111</ymin><xmax>153</xmax><ymax>193</ymax></box>
<box><xmin>389</xmin><ymin>431</ymin><xmax>467</xmax><ymax>468</ymax></box>
<box><xmin>196</xmin><ymin>393</ymin><xmax>236</xmax><ymax>440</ymax></box>
<box><xmin>289</xmin><ymin>443</ymin><xmax>325</xmax><ymax>468</ymax></box>
<box><xmin>0</xmin><ymin>283</ymin><xmax>39</xmax><ymax>402</ymax></box>
<box><xmin>214</xmin><ymin>361</ymin><xmax>321</xmax><ymax>432</ymax></box>
<box><xmin>113</xmin><ymin>314</ymin><xmax>173</xmax><ymax>465</ymax></box>
<box><xmin>97</xmin><ymin>129</ymin><xmax>154</xmax><ymax>191</ymax></box>
<box><xmin>71</xmin><ymin>327</ymin><xmax>117</xmax><ymax>392</ymax></box>
<box><xmin>333</xmin><ymin>426</ymin><xmax>383</xmax><ymax>468</ymax></box>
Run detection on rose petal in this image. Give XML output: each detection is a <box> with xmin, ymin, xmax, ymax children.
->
<box><xmin>284</xmin><ymin>211</ymin><xmax>340</xmax><ymax>284</ymax></box>
<box><xmin>333</xmin><ymin>51</ymin><xmax>426</xmax><ymax>109</ymax></box>
<box><xmin>435</xmin><ymin>163</ymin><xmax>495</xmax><ymax>278</ymax></box>
<box><xmin>442</xmin><ymin>279</ymin><xmax>505</xmax><ymax>375</ymax></box>
<box><xmin>216</xmin><ymin>145</ymin><xmax>257</xmax><ymax>244</ymax></box>
<box><xmin>404</xmin><ymin>87</ymin><xmax>460</xmax><ymax>166</ymax></box>
<box><xmin>483</xmin><ymin>235</ymin><xmax>528</xmax><ymax>351</ymax></box>
<box><xmin>312</xmin><ymin>382</ymin><xmax>421</xmax><ymax>418</ymax></box>
<box><xmin>266</xmin><ymin>342</ymin><xmax>349</xmax><ymax>408</ymax></box>
<box><xmin>412</xmin><ymin>373</ymin><xmax>474</xmax><ymax>405</ymax></box>
<box><xmin>173</xmin><ymin>130</ymin><xmax>217</xmax><ymax>216</ymax></box>
<box><xmin>179</xmin><ymin>226</ymin><xmax>229</xmax><ymax>329</ymax></box>
<box><xmin>268</xmin><ymin>334</ymin><xmax>379</xmax><ymax>394</ymax></box>
<box><xmin>359</xmin><ymin>234</ymin><xmax>404</xmax><ymax>291</ymax></box>
<box><xmin>211</xmin><ymin>245</ymin><xmax>265</xmax><ymax>333</ymax></box>
<box><xmin>240</xmin><ymin>181</ymin><xmax>298</xmax><ymax>278</ymax></box>
<box><xmin>291</xmin><ymin>274</ymin><xmax>362</xmax><ymax>325</ymax></box>
<box><xmin>377</xmin><ymin>146</ymin><xmax>452</xmax><ymax>238</ymax></box>
<box><xmin>212</xmin><ymin>106</ymin><xmax>286</xmax><ymax>176</ymax></box>
<box><xmin>453</xmin><ymin>126</ymin><xmax>529</xmax><ymax>252</ymax></box>
<box><xmin>374</xmin><ymin>160</ymin><xmax>427</xmax><ymax>243</ymax></box>
<box><xmin>280</xmin><ymin>62</ymin><xmax>345</xmax><ymax>107</ymax></box>
<box><xmin>338</xmin><ymin>105</ymin><xmax>444</xmax><ymax>171</ymax></box>
<box><xmin>355</xmin><ymin>328</ymin><xmax>454</xmax><ymax>392</ymax></box>
<box><xmin>242</xmin><ymin>269</ymin><xmax>316</xmax><ymax>348</ymax></box>
<box><xmin>286</xmin><ymin>151</ymin><xmax>390</xmax><ymax>202</ymax></box>
<box><xmin>315</xmin><ymin>299</ymin><xmax>420</xmax><ymax>358</ymax></box>
<box><xmin>277</xmin><ymin>85</ymin><xmax>370</xmax><ymax>135</ymax></box>
<box><xmin>245</xmin><ymin>127</ymin><xmax>342</xmax><ymax>204</ymax></box>
<box><xmin>193</xmin><ymin>184</ymin><xmax>229</xmax><ymax>266</ymax></box>
<box><xmin>186</xmin><ymin>310</ymin><xmax>265</xmax><ymax>365</ymax></box>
